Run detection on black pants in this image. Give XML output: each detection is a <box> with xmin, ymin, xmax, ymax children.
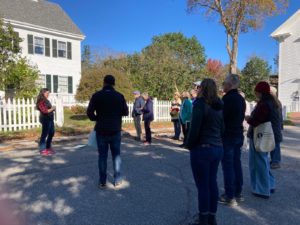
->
<box><xmin>181</xmin><ymin>119</ymin><xmax>190</xmax><ymax>144</ymax></box>
<box><xmin>144</xmin><ymin>120</ymin><xmax>152</xmax><ymax>143</ymax></box>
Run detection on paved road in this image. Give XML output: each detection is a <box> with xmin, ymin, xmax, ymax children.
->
<box><xmin>0</xmin><ymin>127</ymin><xmax>299</xmax><ymax>225</ymax></box>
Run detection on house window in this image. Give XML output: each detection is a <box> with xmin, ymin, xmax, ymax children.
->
<box><xmin>58</xmin><ymin>76</ymin><xmax>68</xmax><ymax>93</ymax></box>
<box><xmin>34</xmin><ymin>37</ymin><xmax>44</xmax><ymax>55</ymax></box>
<box><xmin>58</xmin><ymin>41</ymin><xmax>66</xmax><ymax>58</ymax></box>
<box><xmin>37</xmin><ymin>74</ymin><xmax>46</xmax><ymax>87</ymax></box>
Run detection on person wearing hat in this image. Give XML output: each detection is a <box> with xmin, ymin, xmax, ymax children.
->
<box><xmin>132</xmin><ymin>90</ymin><xmax>145</xmax><ymax>141</ymax></box>
<box><xmin>245</xmin><ymin>81</ymin><xmax>282</xmax><ymax>199</ymax></box>
<box><xmin>87</xmin><ymin>75</ymin><xmax>129</xmax><ymax>188</ymax></box>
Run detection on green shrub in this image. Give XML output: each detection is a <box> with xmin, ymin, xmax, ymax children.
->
<box><xmin>70</xmin><ymin>105</ymin><xmax>87</xmax><ymax>115</ymax></box>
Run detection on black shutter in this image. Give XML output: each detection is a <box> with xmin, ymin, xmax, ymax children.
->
<box><xmin>68</xmin><ymin>76</ymin><xmax>73</xmax><ymax>94</ymax></box>
<box><xmin>28</xmin><ymin>34</ymin><xmax>33</xmax><ymax>54</ymax></box>
<box><xmin>46</xmin><ymin>75</ymin><xmax>52</xmax><ymax>91</ymax></box>
<box><xmin>52</xmin><ymin>39</ymin><xmax>57</xmax><ymax>58</ymax></box>
<box><xmin>67</xmin><ymin>42</ymin><xmax>72</xmax><ymax>59</ymax></box>
<box><xmin>13</xmin><ymin>32</ymin><xmax>20</xmax><ymax>52</ymax></box>
<box><xmin>45</xmin><ymin>38</ymin><xmax>50</xmax><ymax>57</ymax></box>
<box><xmin>53</xmin><ymin>75</ymin><xmax>58</xmax><ymax>93</ymax></box>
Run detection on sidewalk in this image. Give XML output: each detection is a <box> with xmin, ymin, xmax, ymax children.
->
<box><xmin>0</xmin><ymin>126</ymin><xmax>299</xmax><ymax>225</ymax></box>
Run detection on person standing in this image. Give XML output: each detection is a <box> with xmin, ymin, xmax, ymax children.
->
<box><xmin>270</xmin><ymin>86</ymin><xmax>283</xmax><ymax>169</ymax></box>
<box><xmin>36</xmin><ymin>88</ymin><xmax>56</xmax><ymax>156</ymax></box>
<box><xmin>87</xmin><ymin>75</ymin><xmax>129</xmax><ymax>188</ymax></box>
<box><xmin>245</xmin><ymin>81</ymin><xmax>281</xmax><ymax>198</ymax></box>
<box><xmin>170</xmin><ymin>92</ymin><xmax>182</xmax><ymax>140</ymax></box>
<box><xmin>219</xmin><ymin>74</ymin><xmax>246</xmax><ymax>206</ymax></box>
<box><xmin>141</xmin><ymin>93</ymin><xmax>154</xmax><ymax>145</ymax></box>
<box><xmin>186</xmin><ymin>79</ymin><xmax>224</xmax><ymax>225</ymax></box>
<box><xmin>132</xmin><ymin>91</ymin><xmax>145</xmax><ymax>141</ymax></box>
<box><xmin>179</xmin><ymin>91</ymin><xmax>193</xmax><ymax>147</ymax></box>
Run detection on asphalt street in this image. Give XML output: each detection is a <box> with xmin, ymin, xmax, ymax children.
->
<box><xmin>0</xmin><ymin>126</ymin><xmax>299</xmax><ymax>225</ymax></box>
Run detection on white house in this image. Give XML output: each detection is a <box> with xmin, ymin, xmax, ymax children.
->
<box><xmin>271</xmin><ymin>9</ymin><xmax>300</xmax><ymax>112</ymax></box>
<box><xmin>0</xmin><ymin>0</ymin><xmax>85</xmax><ymax>104</ymax></box>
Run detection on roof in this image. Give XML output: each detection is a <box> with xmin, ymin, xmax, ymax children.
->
<box><xmin>0</xmin><ymin>0</ymin><xmax>84</xmax><ymax>36</ymax></box>
<box><xmin>271</xmin><ymin>9</ymin><xmax>300</xmax><ymax>39</ymax></box>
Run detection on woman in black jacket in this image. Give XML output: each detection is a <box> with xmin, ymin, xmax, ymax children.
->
<box><xmin>141</xmin><ymin>93</ymin><xmax>154</xmax><ymax>145</ymax></box>
<box><xmin>186</xmin><ymin>79</ymin><xmax>224</xmax><ymax>225</ymax></box>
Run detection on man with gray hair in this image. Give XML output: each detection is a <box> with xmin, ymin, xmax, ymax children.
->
<box><xmin>219</xmin><ymin>74</ymin><xmax>246</xmax><ymax>206</ymax></box>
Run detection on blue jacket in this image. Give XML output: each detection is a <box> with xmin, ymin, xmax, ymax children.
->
<box><xmin>180</xmin><ymin>99</ymin><xmax>192</xmax><ymax>124</ymax></box>
<box><xmin>142</xmin><ymin>98</ymin><xmax>154</xmax><ymax>122</ymax></box>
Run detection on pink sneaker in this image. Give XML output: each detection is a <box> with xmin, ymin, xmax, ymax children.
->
<box><xmin>40</xmin><ymin>149</ymin><xmax>51</xmax><ymax>156</ymax></box>
<box><xmin>47</xmin><ymin>148</ymin><xmax>55</xmax><ymax>154</ymax></box>
<box><xmin>143</xmin><ymin>141</ymin><xmax>151</xmax><ymax>146</ymax></box>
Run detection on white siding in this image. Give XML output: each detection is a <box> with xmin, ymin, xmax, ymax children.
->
<box><xmin>14</xmin><ymin>27</ymin><xmax>82</xmax><ymax>102</ymax></box>
<box><xmin>278</xmin><ymin>21</ymin><xmax>300</xmax><ymax>110</ymax></box>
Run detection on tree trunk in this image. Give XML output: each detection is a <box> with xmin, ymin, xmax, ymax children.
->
<box><xmin>230</xmin><ymin>34</ymin><xmax>239</xmax><ymax>74</ymax></box>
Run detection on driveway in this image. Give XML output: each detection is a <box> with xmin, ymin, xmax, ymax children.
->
<box><xmin>0</xmin><ymin>126</ymin><xmax>299</xmax><ymax>225</ymax></box>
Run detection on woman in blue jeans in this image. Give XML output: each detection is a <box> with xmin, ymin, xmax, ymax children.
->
<box><xmin>36</xmin><ymin>88</ymin><xmax>56</xmax><ymax>156</ymax></box>
<box><xmin>186</xmin><ymin>79</ymin><xmax>224</xmax><ymax>225</ymax></box>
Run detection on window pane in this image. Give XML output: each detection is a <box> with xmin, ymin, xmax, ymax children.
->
<box><xmin>34</xmin><ymin>37</ymin><xmax>44</xmax><ymax>55</ymax></box>
<box><xmin>58</xmin><ymin>41</ymin><xmax>66</xmax><ymax>58</ymax></box>
<box><xmin>58</xmin><ymin>76</ymin><xmax>68</xmax><ymax>93</ymax></box>
<box><xmin>37</xmin><ymin>75</ymin><xmax>46</xmax><ymax>87</ymax></box>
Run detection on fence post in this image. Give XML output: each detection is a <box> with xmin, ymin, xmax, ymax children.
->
<box><xmin>153</xmin><ymin>98</ymin><xmax>158</xmax><ymax>122</ymax></box>
<box><xmin>282</xmin><ymin>106</ymin><xmax>287</xmax><ymax>120</ymax></box>
<box><xmin>55</xmin><ymin>96</ymin><xmax>64</xmax><ymax>127</ymax></box>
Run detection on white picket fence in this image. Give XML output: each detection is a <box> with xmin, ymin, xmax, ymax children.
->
<box><xmin>0</xmin><ymin>97</ymin><xmax>171</xmax><ymax>132</ymax></box>
<box><xmin>123</xmin><ymin>98</ymin><xmax>171</xmax><ymax>123</ymax></box>
<box><xmin>0</xmin><ymin>97</ymin><xmax>64</xmax><ymax>132</ymax></box>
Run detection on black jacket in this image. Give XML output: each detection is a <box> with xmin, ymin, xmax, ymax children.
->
<box><xmin>87</xmin><ymin>86</ymin><xmax>129</xmax><ymax>133</ymax></box>
<box><xmin>222</xmin><ymin>89</ymin><xmax>246</xmax><ymax>139</ymax></box>
<box><xmin>186</xmin><ymin>97</ymin><xmax>224</xmax><ymax>149</ymax></box>
<box><xmin>142</xmin><ymin>98</ymin><xmax>154</xmax><ymax>122</ymax></box>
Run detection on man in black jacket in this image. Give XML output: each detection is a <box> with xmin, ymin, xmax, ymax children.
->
<box><xmin>87</xmin><ymin>75</ymin><xmax>129</xmax><ymax>188</ymax></box>
<box><xmin>132</xmin><ymin>91</ymin><xmax>144</xmax><ymax>141</ymax></box>
<box><xmin>219</xmin><ymin>74</ymin><xmax>246</xmax><ymax>206</ymax></box>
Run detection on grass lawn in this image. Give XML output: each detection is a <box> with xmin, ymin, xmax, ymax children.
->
<box><xmin>0</xmin><ymin>108</ymin><xmax>173</xmax><ymax>142</ymax></box>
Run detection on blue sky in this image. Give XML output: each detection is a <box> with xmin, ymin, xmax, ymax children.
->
<box><xmin>51</xmin><ymin>0</ymin><xmax>300</xmax><ymax>71</ymax></box>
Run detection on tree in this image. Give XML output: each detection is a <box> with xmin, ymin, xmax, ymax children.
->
<box><xmin>81</xmin><ymin>45</ymin><xmax>92</xmax><ymax>68</ymax></box>
<box><xmin>187</xmin><ymin>0</ymin><xmax>288</xmax><ymax>74</ymax></box>
<box><xmin>128</xmin><ymin>32</ymin><xmax>206</xmax><ymax>99</ymax></box>
<box><xmin>5</xmin><ymin>58</ymin><xmax>40</xmax><ymax>98</ymax></box>
<box><xmin>75</xmin><ymin>65</ymin><xmax>133</xmax><ymax>102</ymax></box>
<box><xmin>0</xmin><ymin>19</ymin><xmax>40</xmax><ymax>98</ymax></box>
<box><xmin>205</xmin><ymin>58</ymin><xmax>225</xmax><ymax>86</ymax></box>
<box><xmin>240</xmin><ymin>56</ymin><xmax>271</xmax><ymax>101</ymax></box>
<box><xmin>0</xmin><ymin>19</ymin><xmax>22</xmax><ymax>90</ymax></box>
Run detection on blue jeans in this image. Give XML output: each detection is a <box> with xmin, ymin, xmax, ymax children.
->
<box><xmin>270</xmin><ymin>142</ymin><xmax>281</xmax><ymax>164</ymax></box>
<box><xmin>249</xmin><ymin>139</ymin><xmax>275</xmax><ymax>197</ymax></box>
<box><xmin>96</xmin><ymin>131</ymin><xmax>122</xmax><ymax>185</ymax></box>
<box><xmin>221</xmin><ymin>137</ymin><xmax>244</xmax><ymax>199</ymax></box>
<box><xmin>190</xmin><ymin>145</ymin><xmax>223</xmax><ymax>214</ymax></box>
<box><xmin>39</xmin><ymin>118</ymin><xmax>55</xmax><ymax>150</ymax></box>
<box><xmin>172</xmin><ymin>119</ymin><xmax>181</xmax><ymax>139</ymax></box>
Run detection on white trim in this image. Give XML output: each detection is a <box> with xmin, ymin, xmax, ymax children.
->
<box><xmin>271</xmin><ymin>9</ymin><xmax>300</xmax><ymax>38</ymax></box>
<box><xmin>3</xmin><ymin>18</ymin><xmax>85</xmax><ymax>41</ymax></box>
